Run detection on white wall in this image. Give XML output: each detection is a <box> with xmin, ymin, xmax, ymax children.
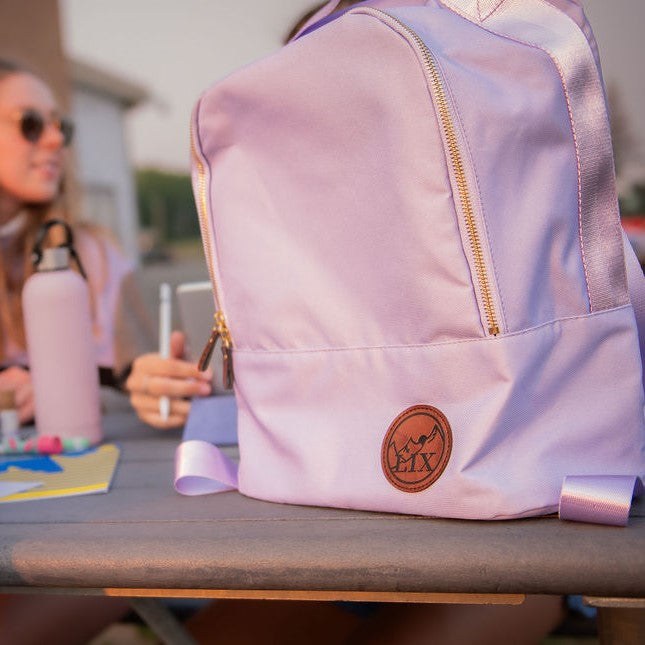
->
<box><xmin>72</xmin><ymin>86</ymin><xmax>140</xmax><ymax>261</ymax></box>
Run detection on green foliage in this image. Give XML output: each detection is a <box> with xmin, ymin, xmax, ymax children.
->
<box><xmin>620</xmin><ymin>184</ymin><xmax>645</xmax><ymax>216</ymax></box>
<box><xmin>136</xmin><ymin>168</ymin><xmax>200</xmax><ymax>242</ymax></box>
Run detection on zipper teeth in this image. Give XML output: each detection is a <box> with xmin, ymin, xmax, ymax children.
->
<box><xmin>190</xmin><ymin>120</ymin><xmax>222</xmax><ymax>312</ymax></box>
<box><xmin>372</xmin><ymin>10</ymin><xmax>499</xmax><ymax>336</ymax></box>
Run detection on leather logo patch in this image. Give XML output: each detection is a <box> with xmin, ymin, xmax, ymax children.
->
<box><xmin>381</xmin><ymin>405</ymin><xmax>452</xmax><ymax>493</ymax></box>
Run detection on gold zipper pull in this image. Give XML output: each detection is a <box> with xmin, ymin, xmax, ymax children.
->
<box><xmin>216</xmin><ymin>311</ymin><xmax>234</xmax><ymax>390</ymax></box>
<box><xmin>198</xmin><ymin>326</ymin><xmax>220</xmax><ymax>372</ymax></box>
<box><xmin>222</xmin><ymin>344</ymin><xmax>234</xmax><ymax>389</ymax></box>
<box><xmin>198</xmin><ymin>311</ymin><xmax>235</xmax><ymax>389</ymax></box>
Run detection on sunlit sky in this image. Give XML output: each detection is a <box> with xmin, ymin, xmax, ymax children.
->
<box><xmin>60</xmin><ymin>0</ymin><xmax>314</xmax><ymax>172</ymax></box>
<box><xmin>61</xmin><ymin>0</ymin><xmax>645</xmax><ymax>181</ymax></box>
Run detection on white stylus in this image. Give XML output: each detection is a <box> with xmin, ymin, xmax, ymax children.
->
<box><xmin>159</xmin><ymin>283</ymin><xmax>172</xmax><ymax>421</ymax></box>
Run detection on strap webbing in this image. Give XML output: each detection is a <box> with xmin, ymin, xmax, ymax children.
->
<box><xmin>559</xmin><ymin>476</ymin><xmax>643</xmax><ymax>526</ymax></box>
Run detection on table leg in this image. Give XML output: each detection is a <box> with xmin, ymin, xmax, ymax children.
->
<box><xmin>129</xmin><ymin>597</ymin><xmax>198</xmax><ymax>645</ymax></box>
<box><xmin>597</xmin><ymin>608</ymin><xmax>645</xmax><ymax>645</ymax></box>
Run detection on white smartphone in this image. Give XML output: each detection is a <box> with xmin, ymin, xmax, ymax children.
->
<box><xmin>175</xmin><ymin>281</ymin><xmax>227</xmax><ymax>394</ymax></box>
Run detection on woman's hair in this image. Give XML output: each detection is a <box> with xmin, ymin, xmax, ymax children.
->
<box><xmin>284</xmin><ymin>1</ymin><xmax>360</xmax><ymax>43</ymax></box>
<box><xmin>0</xmin><ymin>58</ymin><xmax>72</xmax><ymax>362</ymax></box>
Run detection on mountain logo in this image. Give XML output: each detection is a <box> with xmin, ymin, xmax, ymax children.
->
<box><xmin>381</xmin><ymin>405</ymin><xmax>452</xmax><ymax>493</ymax></box>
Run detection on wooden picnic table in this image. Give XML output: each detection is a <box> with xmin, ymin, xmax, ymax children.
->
<box><xmin>1</xmin><ymin>405</ymin><xmax>643</xmax><ymax>644</ymax></box>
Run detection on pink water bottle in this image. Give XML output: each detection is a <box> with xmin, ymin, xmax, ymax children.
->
<box><xmin>22</xmin><ymin>220</ymin><xmax>102</xmax><ymax>443</ymax></box>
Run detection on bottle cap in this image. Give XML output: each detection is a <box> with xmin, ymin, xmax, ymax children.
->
<box><xmin>0</xmin><ymin>389</ymin><xmax>16</xmax><ymax>410</ymax></box>
<box><xmin>37</xmin><ymin>247</ymin><xmax>70</xmax><ymax>272</ymax></box>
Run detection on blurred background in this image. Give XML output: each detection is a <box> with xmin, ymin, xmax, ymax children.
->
<box><xmin>1</xmin><ymin>0</ymin><xmax>644</xmax><ymax>323</ymax></box>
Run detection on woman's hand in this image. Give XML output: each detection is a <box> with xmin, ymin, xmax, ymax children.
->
<box><xmin>0</xmin><ymin>366</ymin><xmax>34</xmax><ymax>424</ymax></box>
<box><xmin>126</xmin><ymin>331</ymin><xmax>213</xmax><ymax>429</ymax></box>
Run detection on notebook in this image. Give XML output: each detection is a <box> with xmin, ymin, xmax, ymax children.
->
<box><xmin>0</xmin><ymin>444</ymin><xmax>120</xmax><ymax>503</ymax></box>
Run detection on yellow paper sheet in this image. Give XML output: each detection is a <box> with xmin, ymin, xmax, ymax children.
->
<box><xmin>0</xmin><ymin>444</ymin><xmax>120</xmax><ymax>503</ymax></box>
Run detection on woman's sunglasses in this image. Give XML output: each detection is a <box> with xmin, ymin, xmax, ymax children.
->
<box><xmin>4</xmin><ymin>108</ymin><xmax>74</xmax><ymax>147</ymax></box>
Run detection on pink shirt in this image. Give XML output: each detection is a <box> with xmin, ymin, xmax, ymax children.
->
<box><xmin>76</xmin><ymin>230</ymin><xmax>135</xmax><ymax>367</ymax></box>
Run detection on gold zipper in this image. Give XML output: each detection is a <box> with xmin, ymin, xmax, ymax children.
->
<box><xmin>365</xmin><ymin>9</ymin><xmax>500</xmax><ymax>336</ymax></box>
<box><xmin>198</xmin><ymin>311</ymin><xmax>234</xmax><ymax>388</ymax></box>
<box><xmin>191</xmin><ymin>11</ymin><xmax>500</xmax><ymax>347</ymax></box>
<box><xmin>190</xmin><ymin>118</ymin><xmax>235</xmax><ymax>387</ymax></box>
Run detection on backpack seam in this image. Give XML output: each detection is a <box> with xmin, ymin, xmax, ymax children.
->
<box><xmin>232</xmin><ymin>305</ymin><xmax>631</xmax><ymax>355</ymax></box>
<box><xmin>480</xmin><ymin>0</ymin><xmax>506</xmax><ymax>22</ymax></box>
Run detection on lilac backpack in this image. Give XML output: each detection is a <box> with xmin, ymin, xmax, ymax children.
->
<box><xmin>178</xmin><ymin>0</ymin><xmax>645</xmax><ymax>523</ymax></box>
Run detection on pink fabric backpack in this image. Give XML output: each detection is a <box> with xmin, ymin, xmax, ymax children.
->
<box><xmin>179</xmin><ymin>0</ymin><xmax>645</xmax><ymax>523</ymax></box>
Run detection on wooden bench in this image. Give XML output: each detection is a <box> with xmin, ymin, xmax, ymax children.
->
<box><xmin>1</xmin><ymin>409</ymin><xmax>643</xmax><ymax>644</ymax></box>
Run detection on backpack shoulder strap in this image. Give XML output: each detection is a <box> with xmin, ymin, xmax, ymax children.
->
<box><xmin>441</xmin><ymin>0</ymin><xmax>628</xmax><ymax>312</ymax></box>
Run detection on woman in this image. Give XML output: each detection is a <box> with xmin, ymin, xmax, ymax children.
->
<box><xmin>0</xmin><ymin>57</ymin><xmax>129</xmax><ymax>416</ymax></box>
<box><xmin>0</xmin><ymin>57</ymin><xmax>211</xmax><ymax>430</ymax></box>
<box><xmin>0</xmin><ymin>56</ymin><xmax>136</xmax><ymax>644</ymax></box>
<box><xmin>0</xmin><ymin>55</ymin><xmax>214</xmax><ymax>643</ymax></box>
